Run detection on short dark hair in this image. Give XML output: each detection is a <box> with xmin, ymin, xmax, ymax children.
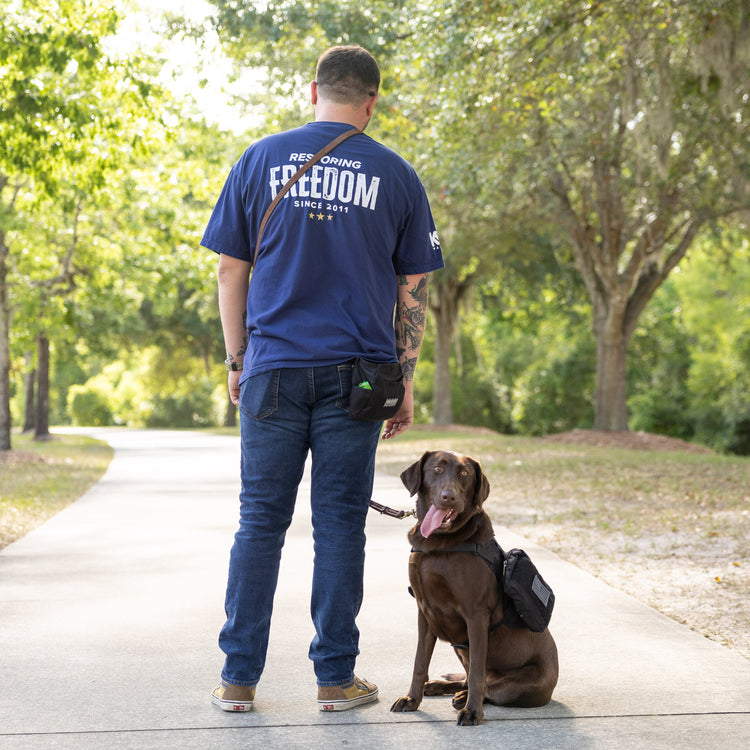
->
<box><xmin>315</xmin><ymin>46</ymin><xmax>380</xmax><ymax>106</ymax></box>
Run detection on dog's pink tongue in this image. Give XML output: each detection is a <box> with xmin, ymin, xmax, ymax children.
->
<box><xmin>421</xmin><ymin>505</ymin><xmax>448</xmax><ymax>539</ymax></box>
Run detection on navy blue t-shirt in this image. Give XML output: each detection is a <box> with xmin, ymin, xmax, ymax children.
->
<box><xmin>201</xmin><ymin>121</ymin><xmax>444</xmax><ymax>380</ymax></box>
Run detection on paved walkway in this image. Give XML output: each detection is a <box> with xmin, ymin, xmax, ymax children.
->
<box><xmin>1</xmin><ymin>428</ymin><xmax>748</xmax><ymax>749</ymax></box>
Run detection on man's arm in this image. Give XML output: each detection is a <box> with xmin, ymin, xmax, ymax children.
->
<box><xmin>382</xmin><ymin>273</ymin><xmax>429</xmax><ymax>440</ymax></box>
<box><xmin>218</xmin><ymin>253</ymin><xmax>251</xmax><ymax>405</ymax></box>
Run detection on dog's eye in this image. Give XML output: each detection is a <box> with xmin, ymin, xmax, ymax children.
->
<box><xmin>433</xmin><ymin>465</ymin><xmax>443</xmax><ymax>473</ymax></box>
<box><xmin>459</xmin><ymin>469</ymin><xmax>469</xmax><ymax>477</ymax></box>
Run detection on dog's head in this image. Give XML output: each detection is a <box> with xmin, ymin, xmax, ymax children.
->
<box><xmin>400</xmin><ymin>450</ymin><xmax>491</xmax><ymax>539</ymax></box>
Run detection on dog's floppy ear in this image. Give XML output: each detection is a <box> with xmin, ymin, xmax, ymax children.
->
<box><xmin>400</xmin><ymin>451</ymin><xmax>432</xmax><ymax>496</ymax></box>
<box><xmin>468</xmin><ymin>457</ymin><xmax>491</xmax><ymax>506</ymax></box>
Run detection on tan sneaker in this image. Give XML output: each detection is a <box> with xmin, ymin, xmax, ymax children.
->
<box><xmin>317</xmin><ymin>676</ymin><xmax>378</xmax><ymax>712</ymax></box>
<box><xmin>211</xmin><ymin>682</ymin><xmax>255</xmax><ymax>712</ymax></box>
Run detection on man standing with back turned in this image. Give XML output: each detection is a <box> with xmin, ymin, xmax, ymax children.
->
<box><xmin>201</xmin><ymin>45</ymin><xmax>443</xmax><ymax>713</ymax></box>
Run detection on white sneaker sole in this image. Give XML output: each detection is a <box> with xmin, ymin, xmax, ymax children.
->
<box><xmin>318</xmin><ymin>690</ymin><xmax>379</xmax><ymax>712</ymax></box>
<box><xmin>211</xmin><ymin>688</ymin><xmax>254</xmax><ymax>712</ymax></box>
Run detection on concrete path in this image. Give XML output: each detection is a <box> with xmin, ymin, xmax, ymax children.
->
<box><xmin>1</xmin><ymin>428</ymin><xmax>748</xmax><ymax>749</ymax></box>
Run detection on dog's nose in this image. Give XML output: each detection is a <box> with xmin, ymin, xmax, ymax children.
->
<box><xmin>441</xmin><ymin>488</ymin><xmax>455</xmax><ymax>504</ymax></box>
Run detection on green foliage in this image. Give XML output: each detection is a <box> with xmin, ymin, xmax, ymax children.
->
<box><xmin>145</xmin><ymin>387</ymin><xmax>216</xmax><ymax>429</ymax></box>
<box><xmin>1</xmin><ymin>0</ymin><xmax>235</xmax><ymax>436</ymax></box>
<box><xmin>200</xmin><ymin>0</ymin><xmax>750</xmax><ymax>434</ymax></box>
<box><xmin>68</xmin><ymin>378</ymin><xmax>114</xmax><ymax>427</ymax></box>
<box><xmin>66</xmin><ymin>348</ymin><xmax>225</xmax><ymax>429</ymax></box>
<box><xmin>0</xmin><ymin>0</ymin><xmax>159</xmax><ymax>193</ymax></box>
<box><xmin>206</xmin><ymin>0</ymin><xmax>409</xmax><ymax>75</ymax></box>
<box><xmin>412</xmin><ymin>330</ymin><xmax>435</xmax><ymax>425</ymax></box>
<box><xmin>0</xmin><ymin>0</ymin><xmax>176</xmax><ymax>447</ymax></box>
<box><xmin>452</xmin><ymin>358</ymin><xmax>514</xmax><ymax>435</ymax></box>
<box><xmin>3</xmin><ymin>0</ymin><xmax>749</xmax><ymax>452</ymax></box>
<box><xmin>675</xmin><ymin>230</ymin><xmax>750</xmax><ymax>453</ymax></box>
<box><xmin>627</xmin><ymin>280</ymin><xmax>694</xmax><ymax>440</ymax></box>
<box><xmin>511</xmin><ymin>326</ymin><xmax>595</xmax><ymax>436</ymax></box>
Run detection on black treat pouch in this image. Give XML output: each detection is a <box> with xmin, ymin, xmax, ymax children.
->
<box><xmin>348</xmin><ymin>358</ymin><xmax>405</xmax><ymax>422</ymax></box>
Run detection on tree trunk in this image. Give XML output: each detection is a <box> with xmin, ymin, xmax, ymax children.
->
<box><xmin>593</xmin><ymin>327</ymin><xmax>629</xmax><ymax>430</ymax></box>
<box><xmin>0</xmin><ymin>235</ymin><xmax>11</xmax><ymax>451</ymax></box>
<box><xmin>23</xmin><ymin>353</ymin><xmax>36</xmax><ymax>433</ymax></box>
<box><xmin>34</xmin><ymin>332</ymin><xmax>51</xmax><ymax>441</ymax></box>
<box><xmin>433</xmin><ymin>306</ymin><xmax>453</xmax><ymax>424</ymax></box>
<box><xmin>224</xmin><ymin>396</ymin><xmax>237</xmax><ymax>428</ymax></box>
<box><xmin>430</xmin><ymin>276</ymin><xmax>462</xmax><ymax>425</ymax></box>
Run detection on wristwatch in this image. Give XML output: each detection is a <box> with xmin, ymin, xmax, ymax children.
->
<box><xmin>225</xmin><ymin>356</ymin><xmax>243</xmax><ymax>371</ymax></box>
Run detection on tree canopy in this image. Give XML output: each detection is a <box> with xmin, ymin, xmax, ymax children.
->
<box><xmin>199</xmin><ymin>0</ymin><xmax>749</xmax><ymax>431</ymax></box>
<box><xmin>2</xmin><ymin>0</ymin><xmax>749</xmax><ymax>452</ymax></box>
<box><xmin>0</xmin><ymin>0</ymin><xmax>229</xmax><ymax>447</ymax></box>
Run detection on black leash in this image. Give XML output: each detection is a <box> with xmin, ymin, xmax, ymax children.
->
<box><xmin>368</xmin><ymin>500</ymin><xmax>417</xmax><ymax>520</ymax></box>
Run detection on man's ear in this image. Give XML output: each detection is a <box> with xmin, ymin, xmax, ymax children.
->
<box><xmin>364</xmin><ymin>92</ymin><xmax>379</xmax><ymax>119</ymax></box>
<box><xmin>400</xmin><ymin>451</ymin><xmax>431</xmax><ymax>496</ymax></box>
<box><xmin>310</xmin><ymin>80</ymin><xmax>319</xmax><ymax>106</ymax></box>
<box><xmin>468</xmin><ymin>457</ymin><xmax>490</xmax><ymax>506</ymax></box>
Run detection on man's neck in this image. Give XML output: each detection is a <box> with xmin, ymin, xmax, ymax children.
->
<box><xmin>314</xmin><ymin>104</ymin><xmax>367</xmax><ymax>130</ymax></box>
<box><xmin>310</xmin><ymin>82</ymin><xmax>376</xmax><ymax>131</ymax></box>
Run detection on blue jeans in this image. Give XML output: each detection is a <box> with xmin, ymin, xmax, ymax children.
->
<box><xmin>219</xmin><ymin>364</ymin><xmax>382</xmax><ymax>687</ymax></box>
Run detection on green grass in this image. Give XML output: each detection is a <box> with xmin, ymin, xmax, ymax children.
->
<box><xmin>376</xmin><ymin>427</ymin><xmax>750</xmax><ymax>547</ymax></box>
<box><xmin>0</xmin><ymin>432</ymin><xmax>113</xmax><ymax>549</ymax></box>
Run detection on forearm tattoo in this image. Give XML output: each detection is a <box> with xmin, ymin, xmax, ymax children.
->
<box><xmin>226</xmin><ymin>339</ymin><xmax>247</xmax><ymax>363</ymax></box>
<box><xmin>395</xmin><ymin>276</ymin><xmax>428</xmax><ymax>382</ymax></box>
<box><xmin>226</xmin><ymin>314</ymin><xmax>248</xmax><ymax>363</ymax></box>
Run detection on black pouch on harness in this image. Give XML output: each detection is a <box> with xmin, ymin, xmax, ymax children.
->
<box><xmin>502</xmin><ymin>548</ymin><xmax>555</xmax><ymax>632</ymax></box>
<box><xmin>348</xmin><ymin>358</ymin><xmax>405</xmax><ymax>422</ymax></box>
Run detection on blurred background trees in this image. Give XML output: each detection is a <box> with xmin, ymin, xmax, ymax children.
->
<box><xmin>2</xmin><ymin>0</ymin><xmax>749</xmax><ymax>453</ymax></box>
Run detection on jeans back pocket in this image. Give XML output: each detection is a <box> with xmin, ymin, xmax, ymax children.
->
<box><xmin>240</xmin><ymin>370</ymin><xmax>280</xmax><ymax>420</ymax></box>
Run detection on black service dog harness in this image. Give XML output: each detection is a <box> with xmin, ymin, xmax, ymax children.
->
<box><xmin>409</xmin><ymin>537</ymin><xmax>555</xmax><ymax>647</ymax></box>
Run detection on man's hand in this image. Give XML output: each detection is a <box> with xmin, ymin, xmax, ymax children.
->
<box><xmin>227</xmin><ymin>370</ymin><xmax>242</xmax><ymax>406</ymax></box>
<box><xmin>382</xmin><ymin>385</ymin><xmax>414</xmax><ymax>439</ymax></box>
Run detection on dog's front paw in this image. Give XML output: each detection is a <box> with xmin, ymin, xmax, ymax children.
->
<box><xmin>457</xmin><ymin>705</ymin><xmax>483</xmax><ymax>726</ymax></box>
<box><xmin>390</xmin><ymin>695</ymin><xmax>421</xmax><ymax>712</ymax></box>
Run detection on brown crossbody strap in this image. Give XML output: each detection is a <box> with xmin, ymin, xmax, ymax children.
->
<box><xmin>253</xmin><ymin>127</ymin><xmax>362</xmax><ymax>268</ymax></box>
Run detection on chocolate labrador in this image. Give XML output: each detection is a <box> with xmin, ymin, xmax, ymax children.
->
<box><xmin>390</xmin><ymin>450</ymin><xmax>559</xmax><ymax>726</ymax></box>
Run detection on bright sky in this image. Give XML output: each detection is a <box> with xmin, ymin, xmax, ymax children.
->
<box><xmin>106</xmin><ymin>0</ymin><xmax>262</xmax><ymax>133</ymax></box>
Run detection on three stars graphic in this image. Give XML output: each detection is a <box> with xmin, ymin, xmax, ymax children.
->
<box><xmin>308</xmin><ymin>211</ymin><xmax>334</xmax><ymax>221</ymax></box>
